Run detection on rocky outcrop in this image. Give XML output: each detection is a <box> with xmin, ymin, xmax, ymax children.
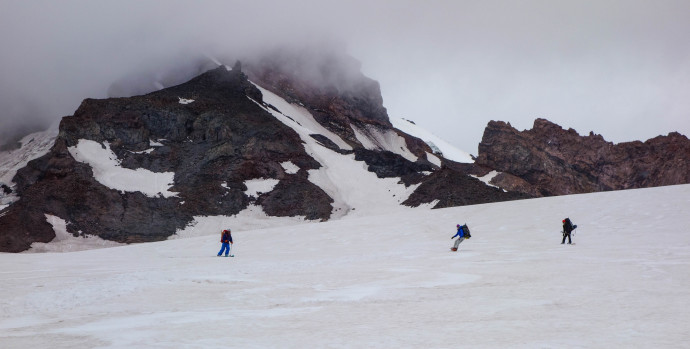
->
<box><xmin>0</xmin><ymin>65</ymin><xmax>331</xmax><ymax>251</ymax></box>
<box><xmin>476</xmin><ymin>118</ymin><xmax>690</xmax><ymax>196</ymax></box>
<box><xmin>403</xmin><ymin>166</ymin><xmax>532</xmax><ymax>208</ymax></box>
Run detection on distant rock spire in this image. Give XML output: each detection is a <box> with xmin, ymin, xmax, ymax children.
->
<box><xmin>233</xmin><ymin>60</ymin><xmax>242</xmax><ymax>72</ymax></box>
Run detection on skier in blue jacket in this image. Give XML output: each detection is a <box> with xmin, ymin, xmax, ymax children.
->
<box><xmin>451</xmin><ymin>224</ymin><xmax>465</xmax><ymax>251</ymax></box>
<box><xmin>217</xmin><ymin>229</ymin><xmax>233</xmax><ymax>257</ymax></box>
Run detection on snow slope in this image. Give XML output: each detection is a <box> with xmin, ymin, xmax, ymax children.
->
<box><xmin>2</xmin><ymin>184</ymin><xmax>689</xmax><ymax>348</ymax></box>
<box><xmin>249</xmin><ymin>83</ymin><xmax>426</xmax><ymax>220</ymax></box>
<box><xmin>392</xmin><ymin>117</ymin><xmax>475</xmax><ymax>163</ymax></box>
<box><xmin>0</xmin><ymin>123</ymin><xmax>58</xmax><ymax>208</ymax></box>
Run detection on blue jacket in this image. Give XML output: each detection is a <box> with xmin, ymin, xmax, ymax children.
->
<box><xmin>452</xmin><ymin>226</ymin><xmax>464</xmax><ymax>239</ymax></box>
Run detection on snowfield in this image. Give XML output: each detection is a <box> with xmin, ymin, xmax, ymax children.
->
<box><xmin>2</xmin><ymin>184</ymin><xmax>689</xmax><ymax>348</ymax></box>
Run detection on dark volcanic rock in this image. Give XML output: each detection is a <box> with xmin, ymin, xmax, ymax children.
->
<box><xmin>476</xmin><ymin>118</ymin><xmax>690</xmax><ymax>196</ymax></box>
<box><xmin>354</xmin><ymin>148</ymin><xmax>434</xmax><ymax>179</ymax></box>
<box><xmin>258</xmin><ymin>173</ymin><xmax>333</xmax><ymax>221</ymax></box>
<box><xmin>403</xmin><ymin>167</ymin><xmax>532</xmax><ymax>208</ymax></box>
<box><xmin>310</xmin><ymin>134</ymin><xmax>352</xmax><ymax>154</ymax></box>
<box><xmin>0</xmin><ymin>65</ymin><xmax>332</xmax><ymax>251</ymax></box>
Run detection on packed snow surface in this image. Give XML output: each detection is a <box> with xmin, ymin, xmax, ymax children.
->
<box><xmin>392</xmin><ymin>117</ymin><xmax>475</xmax><ymax>163</ymax></box>
<box><xmin>2</xmin><ymin>184</ymin><xmax>689</xmax><ymax>348</ymax></box>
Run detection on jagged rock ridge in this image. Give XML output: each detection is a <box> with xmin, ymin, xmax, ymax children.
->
<box><xmin>475</xmin><ymin>118</ymin><xmax>690</xmax><ymax>196</ymax></box>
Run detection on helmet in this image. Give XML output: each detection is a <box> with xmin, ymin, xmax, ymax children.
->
<box><xmin>456</xmin><ymin>224</ymin><xmax>460</xmax><ymax>228</ymax></box>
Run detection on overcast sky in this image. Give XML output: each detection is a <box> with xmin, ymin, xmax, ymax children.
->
<box><xmin>1</xmin><ymin>0</ymin><xmax>689</xmax><ymax>153</ymax></box>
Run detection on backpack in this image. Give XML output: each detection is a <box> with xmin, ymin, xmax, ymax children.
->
<box><xmin>462</xmin><ymin>224</ymin><xmax>471</xmax><ymax>239</ymax></box>
<box><xmin>564</xmin><ymin>218</ymin><xmax>575</xmax><ymax>233</ymax></box>
<box><xmin>221</xmin><ymin>230</ymin><xmax>230</xmax><ymax>242</ymax></box>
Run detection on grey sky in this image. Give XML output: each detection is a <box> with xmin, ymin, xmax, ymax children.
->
<box><xmin>1</xmin><ymin>0</ymin><xmax>689</xmax><ymax>154</ymax></box>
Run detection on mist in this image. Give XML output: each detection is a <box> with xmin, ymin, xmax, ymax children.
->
<box><xmin>2</xmin><ymin>1</ymin><xmax>689</xmax><ymax>153</ymax></box>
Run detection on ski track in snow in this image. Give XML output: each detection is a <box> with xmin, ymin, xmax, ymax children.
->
<box><xmin>1</xmin><ymin>184</ymin><xmax>689</xmax><ymax>348</ymax></box>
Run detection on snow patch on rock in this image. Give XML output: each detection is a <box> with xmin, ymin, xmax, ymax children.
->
<box><xmin>470</xmin><ymin>170</ymin><xmax>505</xmax><ymax>191</ymax></box>
<box><xmin>250</xmin><ymin>83</ymin><xmax>352</xmax><ymax>151</ymax></box>
<box><xmin>281</xmin><ymin>161</ymin><xmax>300</xmax><ymax>174</ymax></box>
<box><xmin>0</xmin><ymin>124</ymin><xmax>58</xmax><ymax>187</ymax></box>
<box><xmin>352</xmin><ymin>124</ymin><xmax>417</xmax><ymax>162</ymax></box>
<box><xmin>426</xmin><ymin>152</ymin><xmax>442</xmax><ymax>167</ymax></box>
<box><xmin>392</xmin><ymin>117</ymin><xmax>474</xmax><ymax>163</ymax></box>
<box><xmin>244</xmin><ymin>178</ymin><xmax>280</xmax><ymax>197</ymax></box>
<box><xmin>25</xmin><ymin>215</ymin><xmax>124</xmax><ymax>253</ymax></box>
<box><xmin>68</xmin><ymin>139</ymin><xmax>177</xmax><ymax>198</ymax></box>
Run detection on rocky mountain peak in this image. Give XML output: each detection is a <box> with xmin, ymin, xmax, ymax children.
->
<box><xmin>476</xmin><ymin>119</ymin><xmax>690</xmax><ymax>196</ymax></box>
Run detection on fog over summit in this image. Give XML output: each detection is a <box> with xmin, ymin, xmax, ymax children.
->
<box><xmin>2</xmin><ymin>0</ymin><xmax>689</xmax><ymax>152</ymax></box>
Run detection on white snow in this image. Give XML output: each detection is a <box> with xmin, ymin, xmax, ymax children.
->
<box><xmin>392</xmin><ymin>117</ymin><xmax>475</xmax><ymax>163</ymax></box>
<box><xmin>2</xmin><ymin>184</ymin><xmax>689</xmax><ymax>347</ymax></box>
<box><xmin>251</xmin><ymin>84</ymin><xmax>351</xmax><ymax>151</ymax></box>
<box><xmin>352</xmin><ymin>124</ymin><xmax>418</xmax><ymax>162</ymax></box>
<box><xmin>249</xmin><ymin>83</ymin><xmax>419</xmax><ymax>219</ymax></box>
<box><xmin>178</xmin><ymin>97</ymin><xmax>194</xmax><ymax>104</ymax></box>
<box><xmin>25</xmin><ymin>215</ymin><xmax>124</xmax><ymax>253</ymax></box>
<box><xmin>170</xmin><ymin>205</ymin><xmax>309</xmax><ymax>240</ymax></box>
<box><xmin>471</xmin><ymin>170</ymin><xmax>504</xmax><ymax>190</ymax></box>
<box><xmin>280</xmin><ymin>161</ymin><xmax>300</xmax><ymax>174</ymax></box>
<box><xmin>243</xmin><ymin>178</ymin><xmax>279</xmax><ymax>197</ymax></box>
<box><xmin>68</xmin><ymin>139</ymin><xmax>177</xmax><ymax>198</ymax></box>
<box><xmin>0</xmin><ymin>123</ymin><xmax>58</xmax><ymax>187</ymax></box>
<box><xmin>426</xmin><ymin>151</ymin><xmax>442</xmax><ymax>167</ymax></box>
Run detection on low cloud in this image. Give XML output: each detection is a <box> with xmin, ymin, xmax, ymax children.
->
<box><xmin>2</xmin><ymin>0</ymin><xmax>689</xmax><ymax>152</ymax></box>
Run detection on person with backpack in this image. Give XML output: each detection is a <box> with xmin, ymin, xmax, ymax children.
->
<box><xmin>217</xmin><ymin>229</ymin><xmax>233</xmax><ymax>257</ymax></box>
<box><xmin>561</xmin><ymin>218</ymin><xmax>577</xmax><ymax>244</ymax></box>
<box><xmin>451</xmin><ymin>224</ymin><xmax>470</xmax><ymax>251</ymax></box>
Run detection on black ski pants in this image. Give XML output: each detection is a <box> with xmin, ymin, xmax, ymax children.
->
<box><xmin>561</xmin><ymin>232</ymin><xmax>572</xmax><ymax>244</ymax></box>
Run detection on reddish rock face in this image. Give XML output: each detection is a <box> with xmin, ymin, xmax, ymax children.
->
<box><xmin>476</xmin><ymin>118</ymin><xmax>690</xmax><ymax>196</ymax></box>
